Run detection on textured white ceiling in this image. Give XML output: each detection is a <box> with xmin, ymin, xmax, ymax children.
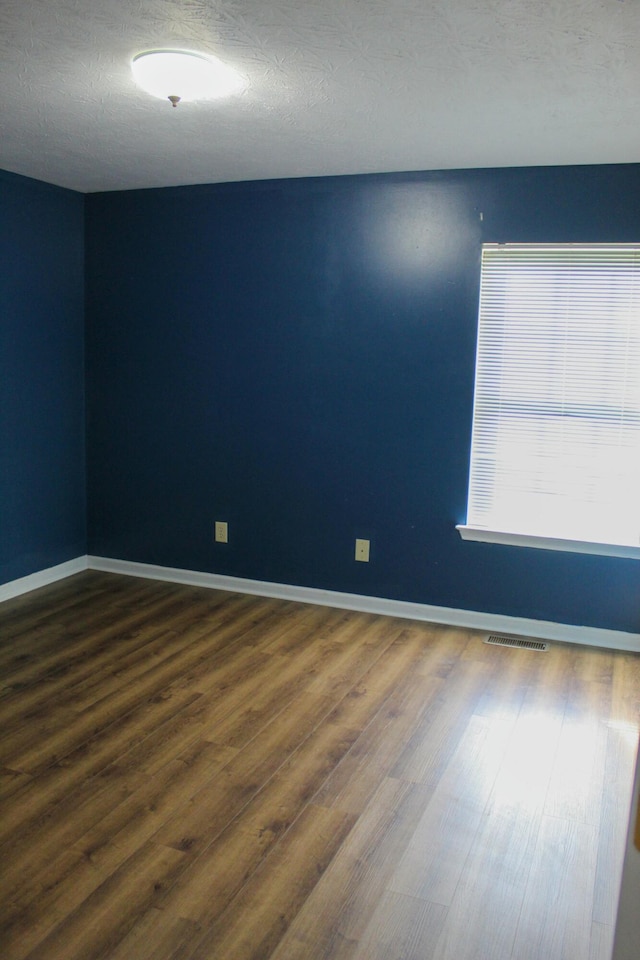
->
<box><xmin>0</xmin><ymin>0</ymin><xmax>639</xmax><ymax>193</ymax></box>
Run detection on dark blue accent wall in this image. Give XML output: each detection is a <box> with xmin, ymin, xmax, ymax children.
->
<box><xmin>1</xmin><ymin>170</ymin><xmax>86</xmax><ymax>585</ymax></box>
<box><xmin>84</xmin><ymin>164</ymin><xmax>640</xmax><ymax>633</ymax></box>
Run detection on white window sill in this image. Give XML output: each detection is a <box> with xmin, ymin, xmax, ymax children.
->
<box><xmin>456</xmin><ymin>525</ymin><xmax>640</xmax><ymax>560</ymax></box>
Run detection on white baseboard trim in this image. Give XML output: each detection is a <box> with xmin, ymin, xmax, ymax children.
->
<box><xmin>87</xmin><ymin>555</ymin><xmax>640</xmax><ymax>653</ymax></box>
<box><xmin>0</xmin><ymin>556</ymin><xmax>89</xmax><ymax>603</ymax></box>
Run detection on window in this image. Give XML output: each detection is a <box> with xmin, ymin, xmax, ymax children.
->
<box><xmin>457</xmin><ymin>243</ymin><xmax>640</xmax><ymax>559</ymax></box>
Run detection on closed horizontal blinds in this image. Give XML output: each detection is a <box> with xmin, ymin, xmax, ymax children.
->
<box><xmin>467</xmin><ymin>244</ymin><xmax>640</xmax><ymax>548</ymax></box>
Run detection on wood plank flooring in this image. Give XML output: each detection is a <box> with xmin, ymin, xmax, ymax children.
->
<box><xmin>0</xmin><ymin>571</ymin><xmax>638</xmax><ymax>960</ymax></box>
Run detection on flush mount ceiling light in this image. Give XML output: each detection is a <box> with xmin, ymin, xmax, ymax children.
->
<box><xmin>132</xmin><ymin>49</ymin><xmax>244</xmax><ymax>107</ymax></box>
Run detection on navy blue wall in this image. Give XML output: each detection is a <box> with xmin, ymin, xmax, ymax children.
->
<box><xmin>85</xmin><ymin>165</ymin><xmax>640</xmax><ymax>633</ymax></box>
<box><xmin>1</xmin><ymin>170</ymin><xmax>85</xmax><ymax>585</ymax></box>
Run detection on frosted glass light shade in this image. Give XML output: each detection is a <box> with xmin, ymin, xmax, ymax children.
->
<box><xmin>132</xmin><ymin>50</ymin><xmax>244</xmax><ymax>104</ymax></box>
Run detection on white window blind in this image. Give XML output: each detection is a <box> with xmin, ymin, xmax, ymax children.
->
<box><xmin>459</xmin><ymin>243</ymin><xmax>640</xmax><ymax>556</ymax></box>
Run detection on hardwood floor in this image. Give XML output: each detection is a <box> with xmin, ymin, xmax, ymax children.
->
<box><xmin>0</xmin><ymin>571</ymin><xmax>638</xmax><ymax>960</ymax></box>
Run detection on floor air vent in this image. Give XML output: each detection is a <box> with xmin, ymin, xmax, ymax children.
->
<box><xmin>484</xmin><ymin>634</ymin><xmax>549</xmax><ymax>652</ymax></box>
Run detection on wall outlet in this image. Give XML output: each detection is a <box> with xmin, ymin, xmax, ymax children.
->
<box><xmin>215</xmin><ymin>521</ymin><xmax>228</xmax><ymax>543</ymax></box>
<box><xmin>355</xmin><ymin>538</ymin><xmax>370</xmax><ymax>562</ymax></box>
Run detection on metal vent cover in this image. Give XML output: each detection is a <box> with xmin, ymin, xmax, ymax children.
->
<box><xmin>484</xmin><ymin>634</ymin><xmax>549</xmax><ymax>652</ymax></box>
